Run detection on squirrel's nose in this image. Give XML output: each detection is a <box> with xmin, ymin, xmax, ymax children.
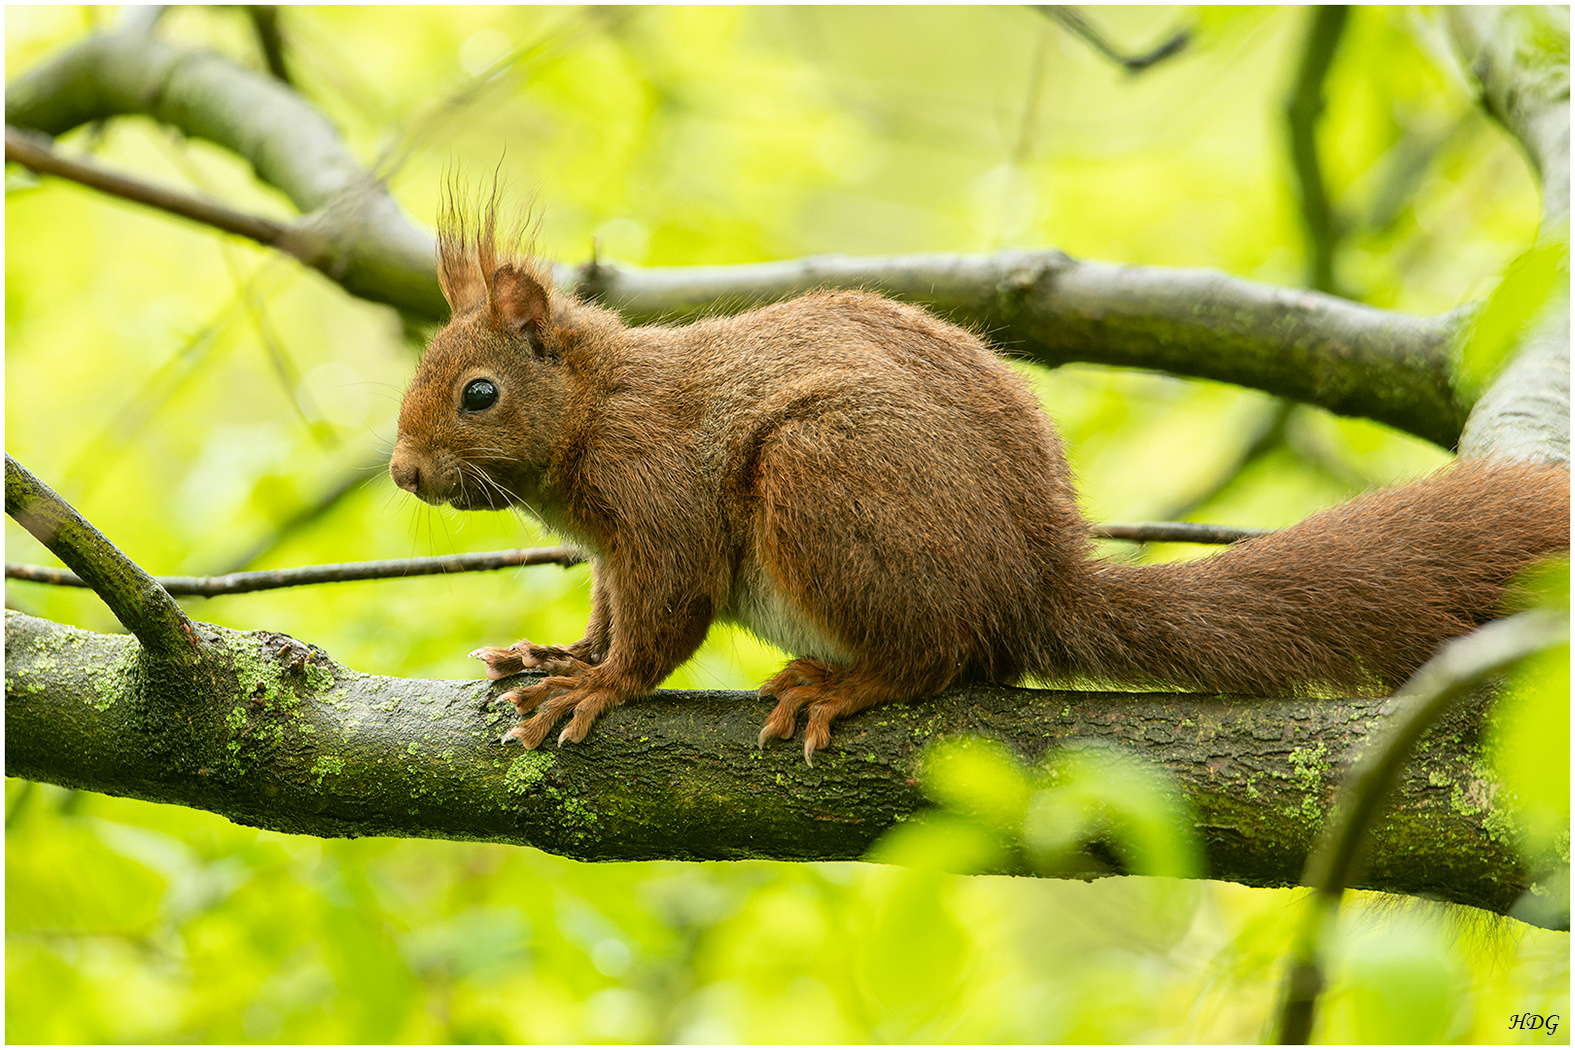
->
<box><xmin>389</xmin><ymin>455</ymin><xmax>421</xmax><ymax>495</ymax></box>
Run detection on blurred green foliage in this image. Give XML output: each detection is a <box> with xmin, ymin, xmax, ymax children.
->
<box><xmin>1489</xmin><ymin>558</ymin><xmax>1572</xmax><ymax>899</ymax></box>
<box><xmin>5</xmin><ymin>4</ymin><xmax>1566</xmax><ymax>1042</ymax></box>
<box><xmin>874</xmin><ymin>736</ymin><xmax>1201</xmax><ymax>880</ymax></box>
<box><xmin>1455</xmin><ymin>239</ymin><xmax>1571</xmax><ymax>403</ymax></box>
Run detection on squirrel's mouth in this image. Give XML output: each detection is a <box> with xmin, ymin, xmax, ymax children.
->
<box><xmin>448</xmin><ymin>489</ymin><xmax>510</xmax><ymax>512</ymax></box>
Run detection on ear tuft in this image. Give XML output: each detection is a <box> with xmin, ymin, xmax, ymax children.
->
<box><xmin>436</xmin><ymin>177</ymin><xmax>493</xmax><ymax>313</ymax></box>
<box><xmin>491</xmin><ymin>265</ymin><xmax>551</xmax><ymax>346</ymax></box>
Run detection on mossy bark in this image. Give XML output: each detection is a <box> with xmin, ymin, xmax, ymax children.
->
<box><xmin>5</xmin><ymin>610</ymin><xmax>1531</xmax><ymax>916</ymax></box>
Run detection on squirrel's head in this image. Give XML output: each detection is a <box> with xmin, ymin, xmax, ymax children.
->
<box><xmin>390</xmin><ymin>188</ymin><xmax>565</xmax><ymax>511</ymax></box>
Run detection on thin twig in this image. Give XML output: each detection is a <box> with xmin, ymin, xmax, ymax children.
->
<box><xmin>1271</xmin><ymin>609</ymin><xmax>1570</xmax><ymax>1043</ymax></box>
<box><xmin>4</xmin><ymin>454</ymin><xmax>200</xmax><ymax>658</ymax></box>
<box><xmin>6</xmin><ymin>547</ymin><xmax>587</xmax><ymax>597</ymax></box>
<box><xmin>1284</xmin><ymin>6</ymin><xmax>1350</xmax><ymax>296</ymax></box>
<box><xmin>1036</xmin><ymin>6</ymin><xmax>1189</xmax><ymax>72</ymax></box>
<box><xmin>245</xmin><ymin>6</ymin><xmax>294</xmax><ymax>85</ymax></box>
<box><xmin>1089</xmin><ymin>522</ymin><xmax>1273</xmax><ymax>545</ymax></box>
<box><xmin>5</xmin><ymin>124</ymin><xmax>295</xmax><ymax>250</ymax></box>
<box><xmin>5</xmin><ymin>521</ymin><xmax>1271</xmax><ymax>599</ymax></box>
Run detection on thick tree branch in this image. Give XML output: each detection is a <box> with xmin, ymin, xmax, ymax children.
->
<box><xmin>4</xmin><ymin>609</ymin><xmax>1542</xmax><ymax>919</ymax></box>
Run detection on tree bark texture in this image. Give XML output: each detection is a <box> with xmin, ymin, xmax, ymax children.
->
<box><xmin>5</xmin><ymin>610</ymin><xmax>1534</xmax><ymax>917</ymax></box>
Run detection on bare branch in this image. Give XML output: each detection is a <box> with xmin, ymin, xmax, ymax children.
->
<box><xmin>1447</xmin><ymin>7</ymin><xmax>1571</xmax><ymax>465</ymax></box>
<box><xmin>1089</xmin><ymin>522</ymin><xmax>1273</xmax><ymax>545</ymax></box>
<box><xmin>1447</xmin><ymin>7</ymin><xmax>1570</xmax><ymax>230</ymax></box>
<box><xmin>5</xmin><ymin>30</ymin><xmax>1487</xmax><ymax>447</ymax></box>
<box><xmin>1035</xmin><ymin>6</ymin><xmax>1190</xmax><ymax>72</ymax></box>
<box><xmin>6</xmin><ymin>124</ymin><xmax>293</xmax><ymax>248</ymax></box>
<box><xmin>244</xmin><ymin>6</ymin><xmax>294</xmax><ymax>86</ymax></box>
<box><xmin>4</xmin><ymin>30</ymin><xmax>445</xmax><ymax>320</ymax></box>
<box><xmin>4</xmin><ymin>455</ymin><xmax>198</xmax><ymax>660</ymax></box>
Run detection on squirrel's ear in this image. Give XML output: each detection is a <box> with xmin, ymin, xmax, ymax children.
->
<box><xmin>491</xmin><ymin>265</ymin><xmax>551</xmax><ymax>349</ymax></box>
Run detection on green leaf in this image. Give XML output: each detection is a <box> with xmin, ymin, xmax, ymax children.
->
<box><xmin>1023</xmin><ymin>746</ymin><xmax>1203</xmax><ymax>879</ymax></box>
<box><xmin>1322</xmin><ymin>918</ymin><xmax>1468</xmax><ymax>1043</ymax></box>
<box><xmin>1488</xmin><ymin>641</ymin><xmax>1571</xmax><ymax>870</ymax></box>
<box><xmin>918</xmin><ymin>735</ymin><xmax>1032</xmax><ymax>833</ymax></box>
<box><xmin>1455</xmin><ymin>240</ymin><xmax>1570</xmax><ymax>403</ymax></box>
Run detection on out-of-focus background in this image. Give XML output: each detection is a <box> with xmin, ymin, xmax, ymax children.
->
<box><xmin>5</xmin><ymin>5</ymin><xmax>1566</xmax><ymax>1042</ymax></box>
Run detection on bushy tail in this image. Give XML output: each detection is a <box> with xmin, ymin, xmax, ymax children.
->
<box><xmin>1054</xmin><ymin>459</ymin><xmax>1570</xmax><ymax>695</ymax></box>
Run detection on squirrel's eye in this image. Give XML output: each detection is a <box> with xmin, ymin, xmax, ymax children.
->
<box><xmin>461</xmin><ymin>379</ymin><xmax>498</xmax><ymax>412</ymax></box>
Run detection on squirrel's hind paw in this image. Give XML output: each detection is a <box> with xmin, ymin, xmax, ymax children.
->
<box><xmin>758</xmin><ymin>661</ymin><xmax>839</xmax><ymax>764</ymax></box>
<box><xmin>758</xmin><ymin>677</ymin><xmax>812</xmax><ymax>747</ymax></box>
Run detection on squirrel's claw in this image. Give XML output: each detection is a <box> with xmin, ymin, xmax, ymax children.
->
<box><xmin>499</xmin><ymin>678</ymin><xmax>620</xmax><ymax>749</ymax></box>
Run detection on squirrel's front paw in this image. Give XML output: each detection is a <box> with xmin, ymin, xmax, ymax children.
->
<box><xmin>499</xmin><ymin>678</ymin><xmax>621</xmax><ymax>749</ymax></box>
<box><xmin>470</xmin><ymin>645</ymin><xmax>528</xmax><ymax>680</ymax></box>
<box><xmin>470</xmin><ymin>640</ymin><xmax>596</xmax><ymax>679</ymax></box>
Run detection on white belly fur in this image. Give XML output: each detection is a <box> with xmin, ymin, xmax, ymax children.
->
<box><xmin>723</xmin><ymin>562</ymin><xmax>855</xmax><ymax>666</ymax></box>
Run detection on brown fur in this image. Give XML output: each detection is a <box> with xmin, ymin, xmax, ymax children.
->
<box><xmin>390</xmin><ymin>200</ymin><xmax>1571</xmax><ymax>763</ymax></box>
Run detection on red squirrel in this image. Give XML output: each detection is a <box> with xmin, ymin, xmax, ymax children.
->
<box><xmin>389</xmin><ymin>200</ymin><xmax>1571</xmax><ymax>763</ymax></box>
